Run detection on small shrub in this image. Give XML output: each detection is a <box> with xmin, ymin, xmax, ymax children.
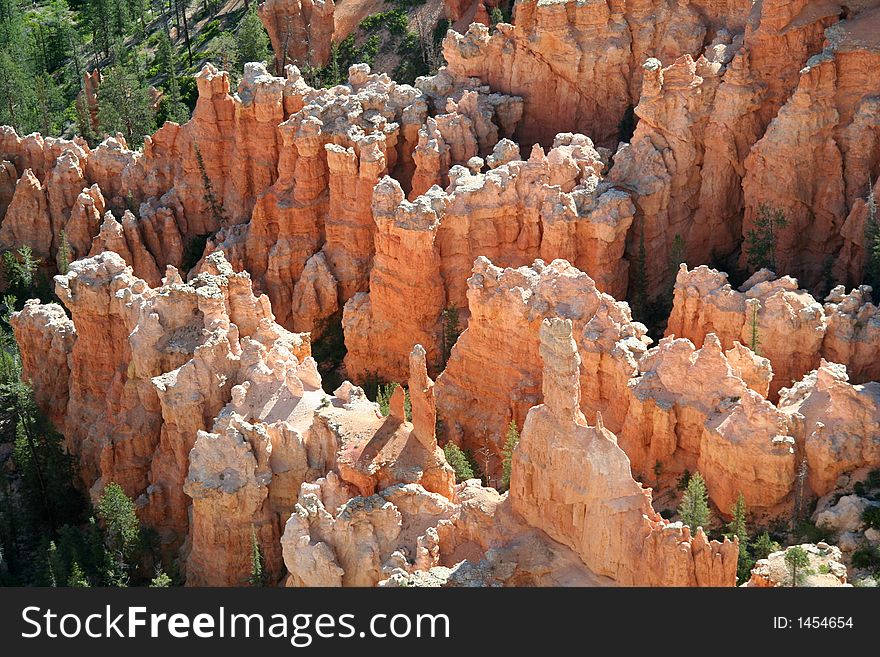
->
<box><xmin>500</xmin><ymin>420</ymin><xmax>519</xmax><ymax>492</ymax></box>
<box><xmin>851</xmin><ymin>546</ymin><xmax>880</xmax><ymax>571</ymax></box>
<box><xmin>443</xmin><ymin>442</ymin><xmax>474</xmax><ymax>483</ymax></box>
<box><xmin>863</xmin><ymin>506</ymin><xmax>880</xmax><ymax>530</ymax></box>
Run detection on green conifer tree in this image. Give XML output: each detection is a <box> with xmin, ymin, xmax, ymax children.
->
<box><xmin>443</xmin><ymin>442</ymin><xmax>474</xmax><ymax>483</ymax></box>
<box><xmin>236</xmin><ymin>6</ymin><xmax>270</xmax><ymax>70</ymax></box>
<box><xmin>500</xmin><ymin>420</ymin><xmax>519</xmax><ymax>492</ymax></box>
<box><xmin>249</xmin><ymin>526</ymin><xmax>265</xmax><ymax>587</ymax></box>
<box><xmin>98</xmin><ymin>54</ymin><xmax>155</xmax><ymax>147</ymax></box>
<box><xmin>727</xmin><ymin>493</ymin><xmax>751</xmax><ymax>583</ymax></box>
<box><xmin>97</xmin><ymin>482</ymin><xmax>140</xmax><ymax>586</ymax></box>
<box><xmin>784</xmin><ymin>545</ymin><xmax>810</xmax><ymax>587</ymax></box>
<box><xmin>751</xmin><ymin>531</ymin><xmax>780</xmax><ymax>562</ymax></box>
<box><xmin>745</xmin><ymin>204</ymin><xmax>789</xmax><ymax>272</ymax></box>
<box><xmin>677</xmin><ymin>471</ymin><xmax>711</xmax><ymax>532</ymax></box>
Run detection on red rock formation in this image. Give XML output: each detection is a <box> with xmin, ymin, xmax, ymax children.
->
<box><xmin>0</xmin><ymin>168</ymin><xmax>52</xmax><ymax>260</ymax></box>
<box><xmin>10</xmin><ymin>300</ymin><xmax>75</xmax><ymax>431</ymax></box>
<box><xmin>442</xmin><ymin>0</ymin><xmax>751</xmax><ymax>149</ymax></box>
<box><xmin>778</xmin><ymin>361</ymin><xmax>880</xmax><ymax>497</ymax></box>
<box><xmin>742</xmin><ymin>8</ymin><xmax>880</xmax><ymax>288</ymax></box>
<box><xmin>434</xmin><ymin>257</ymin><xmax>649</xmax><ymax>473</ymax></box>
<box><xmin>258</xmin><ymin>0</ymin><xmax>336</xmax><ymax>71</ymax></box>
<box><xmin>667</xmin><ymin>265</ymin><xmax>880</xmax><ymax>395</ymax></box>
<box><xmin>342</xmin><ymin>178</ymin><xmax>446</xmax><ymax>381</ymax></box>
<box><xmin>609</xmin><ymin>55</ymin><xmax>725</xmax><ymax>295</ymax></box>
<box><xmin>0</xmin><ymin>159</ymin><xmax>16</xmax><ymax>220</ymax></box>
<box><xmin>80</xmin><ymin>68</ymin><xmax>102</xmax><ymax>133</ymax></box>
<box><xmin>619</xmin><ymin>333</ymin><xmax>797</xmax><ymax>517</ymax></box>
<box><xmin>282</xmin><ymin>477</ymin><xmax>456</xmax><ymax>586</ymax></box>
<box><xmin>345</xmin><ymin>134</ymin><xmax>635</xmax><ymax>383</ymax></box>
<box><xmin>510</xmin><ymin>317</ymin><xmax>738</xmax><ymax>586</ymax></box>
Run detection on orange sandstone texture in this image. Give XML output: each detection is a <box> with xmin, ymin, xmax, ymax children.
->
<box><xmin>441</xmin><ymin>0</ymin><xmax>752</xmax><ymax>149</ymax></box>
<box><xmin>343</xmin><ymin>134</ymin><xmax>635</xmax><ymax>382</ymax></box>
<box><xmin>667</xmin><ymin>265</ymin><xmax>880</xmax><ymax>395</ymax></box>
<box><xmin>258</xmin><ymin>0</ymin><xmax>336</xmax><ymax>71</ymax></box>
<box><xmin>433</xmin><ymin>257</ymin><xmax>649</xmax><ymax>474</ymax></box>
<box><xmin>510</xmin><ymin>317</ymin><xmax>738</xmax><ymax>586</ymax></box>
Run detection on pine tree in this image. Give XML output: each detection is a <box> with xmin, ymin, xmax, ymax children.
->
<box><xmin>156</xmin><ymin>30</ymin><xmax>189</xmax><ymax>125</ymax></box>
<box><xmin>745</xmin><ymin>203</ymin><xmax>789</xmax><ymax>272</ymax></box>
<box><xmin>236</xmin><ymin>6</ymin><xmax>270</xmax><ymax>70</ymax></box>
<box><xmin>0</xmin><ymin>48</ymin><xmax>38</xmax><ymax>133</ymax></box>
<box><xmin>727</xmin><ymin>493</ymin><xmax>747</xmax><ymax>541</ymax></box>
<box><xmin>67</xmin><ymin>562</ymin><xmax>90</xmax><ymax>587</ymax></box>
<box><xmin>249</xmin><ymin>526</ymin><xmax>265</xmax><ymax>586</ymax></box>
<box><xmin>751</xmin><ymin>531</ymin><xmax>780</xmax><ymax>561</ymax></box>
<box><xmin>784</xmin><ymin>545</ymin><xmax>810</xmax><ymax>587</ymax></box>
<box><xmin>500</xmin><ymin>420</ymin><xmax>519</xmax><ymax>492</ymax></box>
<box><xmin>631</xmin><ymin>225</ymin><xmax>648</xmax><ymax>320</ymax></box>
<box><xmin>864</xmin><ymin>179</ymin><xmax>880</xmax><ymax>300</ymax></box>
<box><xmin>727</xmin><ymin>492</ymin><xmax>751</xmax><ymax>583</ymax></box>
<box><xmin>57</xmin><ymin>230</ymin><xmax>71</xmax><ymax>275</ymax></box>
<box><xmin>210</xmin><ymin>31</ymin><xmax>238</xmax><ymax>75</ymax></box>
<box><xmin>443</xmin><ymin>442</ymin><xmax>474</xmax><ymax>483</ymax></box>
<box><xmin>441</xmin><ymin>305</ymin><xmax>461</xmax><ymax>368</ymax></box>
<box><xmin>97</xmin><ymin>482</ymin><xmax>140</xmax><ymax>585</ymax></box>
<box><xmin>677</xmin><ymin>471</ymin><xmax>711</xmax><ymax>532</ymax></box>
<box><xmin>98</xmin><ymin>55</ymin><xmax>155</xmax><ymax>147</ymax></box>
<box><xmin>193</xmin><ymin>142</ymin><xmax>227</xmax><ymax>228</ymax></box>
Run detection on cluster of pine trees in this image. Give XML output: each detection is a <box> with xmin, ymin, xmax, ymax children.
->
<box><xmin>0</xmin><ymin>250</ymin><xmax>173</xmax><ymax>586</ymax></box>
<box><xmin>0</xmin><ymin>0</ymin><xmax>273</xmax><ymax>147</ymax></box>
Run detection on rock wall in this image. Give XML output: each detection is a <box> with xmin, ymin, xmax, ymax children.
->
<box><xmin>442</xmin><ymin>0</ymin><xmax>752</xmax><ymax>149</ymax></box>
<box><xmin>344</xmin><ymin>133</ymin><xmax>635</xmax><ymax>383</ymax></box>
<box><xmin>433</xmin><ymin>257</ymin><xmax>649</xmax><ymax>475</ymax></box>
<box><xmin>510</xmin><ymin>317</ymin><xmax>738</xmax><ymax>586</ymax></box>
<box><xmin>258</xmin><ymin>0</ymin><xmax>336</xmax><ymax>71</ymax></box>
<box><xmin>667</xmin><ymin>265</ymin><xmax>880</xmax><ymax>395</ymax></box>
<box><xmin>743</xmin><ymin>9</ymin><xmax>880</xmax><ymax>288</ymax></box>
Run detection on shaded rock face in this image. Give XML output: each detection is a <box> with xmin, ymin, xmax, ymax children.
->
<box><xmin>743</xmin><ymin>10</ymin><xmax>880</xmax><ymax>289</ymax></box>
<box><xmin>603</xmin><ymin>1</ymin><xmax>879</xmax><ymax>298</ymax></box>
<box><xmin>667</xmin><ymin>265</ymin><xmax>880</xmax><ymax>396</ymax></box>
<box><xmin>510</xmin><ymin>317</ymin><xmax>738</xmax><ymax>586</ymax></box>
<box><xmin>258</xmin><ymin>0</ymin><xmax>335</xmax><ymax>71</ymax></box>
